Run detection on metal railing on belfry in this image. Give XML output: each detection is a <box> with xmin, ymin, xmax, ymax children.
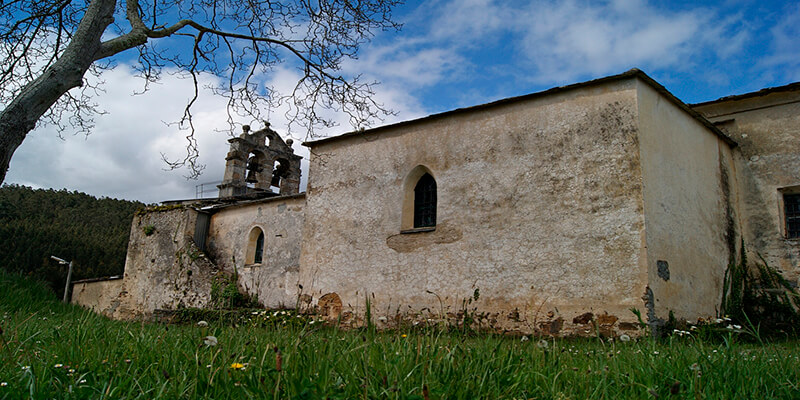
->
<box><xmin>195</xmin><ymin>181</ymin><xmax>223</xmax><ymax>199</ymax></box>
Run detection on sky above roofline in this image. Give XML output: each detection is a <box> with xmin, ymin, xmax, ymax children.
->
<box><xmin>6</xmin><ymin>0</ymin><xmax>799</xmax><ymax>203</ymax></box>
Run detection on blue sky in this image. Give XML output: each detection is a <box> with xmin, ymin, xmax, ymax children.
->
<box><xmin>6</xmin><ymin>0</ymin><xmax>799</xmax><ymax>202</ymax></box>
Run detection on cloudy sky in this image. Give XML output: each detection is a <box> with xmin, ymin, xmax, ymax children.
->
<box><xmin>6</xmin><ymin>0</ymin><xmax>800</xmax><ymax>203</ymax></box>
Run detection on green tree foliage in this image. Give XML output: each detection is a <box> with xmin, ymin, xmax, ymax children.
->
<box><xmin>0</xmin><ymin>184</ymin><xmax>145</xmax><ymax>293</ymax></box>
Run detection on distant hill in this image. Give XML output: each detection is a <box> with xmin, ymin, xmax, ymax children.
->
<box><xmin>0</xmin><ymin>184</ymin><xmax>147</xmax><ymax>293</ymax></box>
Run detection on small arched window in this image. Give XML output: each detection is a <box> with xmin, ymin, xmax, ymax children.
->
<box><xmin>245</xmin><ymin>227</ymin><xmax>265</xmax><ymax>265</ymax></box>
<box><xmin>413</xmin><ymin>173</ymin><xmax>437</xmax><ymax>228</ymax></box>
<box><xmin>254</xmin><ymin>231</ymin><xmax>264</xmax><ymax>264</ymax></box>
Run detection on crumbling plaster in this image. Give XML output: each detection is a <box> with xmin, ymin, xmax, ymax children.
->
<box><xmin>299</xmin><ymin>79</ymin><xmax>650</xmax><ymax>334</ymax></box>
<box><xmin>108</xmin><ymin>208</ymin><xmax>219</xmax><ymax>319</ymax></box>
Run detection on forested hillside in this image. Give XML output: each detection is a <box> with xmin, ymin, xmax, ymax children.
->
<box><xmin>0</xmin><ymin>184</ymin><xmax>146</xmax><ymax>292</ymax></box>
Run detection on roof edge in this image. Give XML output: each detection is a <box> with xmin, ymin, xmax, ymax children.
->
<box><xmin>304</xmin><ymin>69</ymin><xmax>736</xmax><ymax>148</ymax></box>
<box><xmin>72</xmin><ymin>275</ymin><xmax>124</xmax><ymax>285</ymax></box>
<box><xmin>691</xmin><ymin>81</ymin><xmax>800</xmax><ymax>107</ymax></box>
<box><xmin>194</xmin><ymin>192</ymin><xmax>306</xmax><ymax>213</ymax></box>
<box><xmin>632</xmin><ymin>72</ymin><xmax>738</xmax><ymax>147</ymax></box>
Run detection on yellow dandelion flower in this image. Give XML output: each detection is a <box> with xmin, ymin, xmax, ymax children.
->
<box><xmin>230</xmin><ymin>363</ymin><xmax>245</xmax><ymax>370</ymax></box>
<box><xmin>401</xmin><ymin>334</ymin><xmax>407</xmax><ymax>338</ymax></box>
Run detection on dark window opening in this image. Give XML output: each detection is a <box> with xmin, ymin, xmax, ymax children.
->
<box><xmin>786</xmin><ymin>193</ymin><xmax>800</xmax><ymax>239</ymax></box>
<box><xmin>254</xmin><ymin>231</ymin><xmax>264</xmax><ymax>263</ymax></box>
<box><xmin>414</xmin><ymin>173</ymin><xmax>437</xmax><ymax>228</ymax></box>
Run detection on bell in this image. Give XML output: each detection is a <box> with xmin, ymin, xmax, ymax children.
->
<box><xmin>245</xmin><ymin>168</ymin><xmax>258</xmax><ymax>183</ymax></box>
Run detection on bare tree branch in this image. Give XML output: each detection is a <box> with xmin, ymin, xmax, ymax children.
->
<box><xmin>0</xmin><ymin>0</ymin><xmax>402</xmax><ymax>183</ymax></box>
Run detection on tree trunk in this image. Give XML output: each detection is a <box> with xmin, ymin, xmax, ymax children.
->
<box><xmin>0</xmin><ymin>0</ymin><xmax>117</xmax><ymax>184</ymax></box>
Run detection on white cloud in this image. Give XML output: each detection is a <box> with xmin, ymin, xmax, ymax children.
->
<box><xmin>514</xmin><ymin>0</ymin><xmax>748</xmax><ymax>82</ymax></box>
<box><xmin>7</xmin><ymin>66</ymin><xmax>236</xmax><ymax>203</ymax></box>
<box><xmin>389</xmin><ymin>0</ymin><xmax>751</xmax><ymax>86</ymax></box>
<box><xmin>759</xmin><ymin>3</ymin><xmax>800</xmax><ymax>82</ymax></box>
<box><xmin>5</xmin><ymin>60</ymin><xmax>428</xmax><ymax>203</ymax></box>
<box><xmin>344</xmin><ymin>40</ymin><xmax>464</xmax><ymax>88</ymax></box>
<box><xmin>426</xmin><ymin>0</ymin><xmax>511</xmax><ymax>43</ymax></box>
<box><xmin>5</xmin><ymin>0</ymin><xmax>795</xmax><ymax>203</ymax></box>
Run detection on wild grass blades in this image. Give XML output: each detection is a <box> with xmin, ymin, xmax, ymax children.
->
<box><xmin>2</xmin><ymin>269</ymin><xmax>800</xmax><ymax>399</ymax></box>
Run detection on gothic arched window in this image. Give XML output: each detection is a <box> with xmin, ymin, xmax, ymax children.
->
<box><xmin>246</xmin><ymin>227</ymin><xmax>265</xmax><ymax>265</ymax></box>
<box><xmin>254</xmin><ymin>231</ymin><xmax>264</xmax><ymax>264</ymax></box>
<box><xmin>413</xmin><ymin>173</ymin><xmax>437</xmax><ymax>228</ymax></box>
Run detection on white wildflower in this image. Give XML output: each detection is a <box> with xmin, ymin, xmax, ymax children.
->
<box><xmin>0</xmin><ymin>382</ymin><xmax>7</xmax><ymax>387</ymax></box>
<box><xmin>619</xmin><ymin>334</ymin><xmax>631</xmax><ymax>342</ymax></box>
<box><xmin>733</xmin><ymin>325</ymin><xmax>742</xmax><ymax>330</ymax></box>
<box><xmin>520</xmin><ymin>336</ymin><xmax>529</xmax><ymax>342</ymax></box>
<box><xmin>203</xmin><ymin>336</ymin><xmax>218</xmax><ymax>346</ymax></box>
<box><xmin>21</xmin><ymin>366</ymin><xmax>30</xmax><ymax>372</ymax></box>
<box><xmin>79</xmin><ymin>379</ymin><xmax>86</xmax><ymax>384</ymax></box>
<box><xmin>537</xmin><ymin>339</ymin><xmax>549</xmax><ymax>349</ymax></box>
<box><xmin>197</xmin><ymin>321</ymin><xmax>208</xmax><ymax>327</ymax></box>
<box><xmin>54</xmin><ymin>363</ymin><xmax>63</xmax><ymax>368</ymax></box>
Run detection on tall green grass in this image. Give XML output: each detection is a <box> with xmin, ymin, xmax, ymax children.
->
<box><xmin>1</xmin><ymin>269</ymin><xmax>799</xmax><ymax>399</ymax></box>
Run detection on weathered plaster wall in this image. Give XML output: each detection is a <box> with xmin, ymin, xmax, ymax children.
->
<box><xmin>300</xmin><ymin>79</ymin><xmax>648</xmax><ymax>335</ymax></box>
<box><xmin>636</xmin><ymin>81</ymin><xmax>739</xmax><ymax>323</ymax></box>
<box><xmin>109</xmin><ymin>208</ymin><xmax>220</xmax><ymax>319</ymax></box>
<box><xmin>206</xmin><ymin>195</ymin><xmax>305</xmax><ymax>308</ymax></box>
<box><xmin>71</xmin><ymin>278</ymin><xmax>123</xmax><ymax>317</ymax></box>
<box><xmin>693</xmin><ymin>91</ymin><xmax>800</xmax><ymax>284</ymax></box>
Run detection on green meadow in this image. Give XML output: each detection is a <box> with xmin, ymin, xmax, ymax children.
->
<box><xmin>1</xmin><ymin>269</ymin><xmax>799</xmax><ymax>399</ymax></box>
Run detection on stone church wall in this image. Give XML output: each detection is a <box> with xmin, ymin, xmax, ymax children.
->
<box><xmin>106</xmin><ymin>207</ymin><xmax>219</xmax><ymax>319</ymax></box>
<box><xmin>205</xmin><ymin>194</ymin><xmax>306</xmax><ymax>308</ymax></box>
<box><xmin>693</xmin><ymin>88</ymin><xmax>800</xmax><ymax>285</ymax></box>
<box><xmin>300</xmin><ymin>79</ymin><xmax>649</xmax><ymax>335</ymax></box>
<box><xmin>636</xmin><ymin>80</ymin><xmax>740</xmax><ymax>323</ymax></box>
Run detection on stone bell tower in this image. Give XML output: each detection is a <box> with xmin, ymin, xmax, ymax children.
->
<box><xmin>217</xmin><ymin>123</ymin><xmax>302</xmax><ymax>198</ymax></box>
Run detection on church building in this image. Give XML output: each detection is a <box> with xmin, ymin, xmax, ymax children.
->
<box><xmin>72</xmin><ymin>69</ymin><xmax>800</xmax><ymax>336</ymax></box>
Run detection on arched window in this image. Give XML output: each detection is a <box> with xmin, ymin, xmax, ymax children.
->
<box><xmin>401</xmin><ymin>166</ymin><xmax>438</xmax><ymax>231</ymax></box>
<box><xmin>245</xmin><ymin>227</ymin><xmax>265</xmax><ymax>265</ymax></box>
<box><xmin>254</xmin><ymin>231</ymin><xmax>264</xmax><ymax>264</ymax></box>
<box><xmin>413</xmin><ymin>173</ymin><xmax>437</xmax><ymax>228</ymax></box>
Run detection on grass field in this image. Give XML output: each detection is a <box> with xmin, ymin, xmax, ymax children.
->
<box><xmin>1</xmin><ymin>270</ymin><xmax>799</xmax><ymax>399</ymax></box>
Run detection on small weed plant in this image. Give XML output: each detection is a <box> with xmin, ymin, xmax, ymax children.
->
<box><xmin>721</xmin><ymin>242</ymin><xmax>800</xmax><ymax>339</ymax></box>
<box><xmin>209</xmin><ymin>272</ymin><xmax>259</xmax><ymax>310</ymax></box>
